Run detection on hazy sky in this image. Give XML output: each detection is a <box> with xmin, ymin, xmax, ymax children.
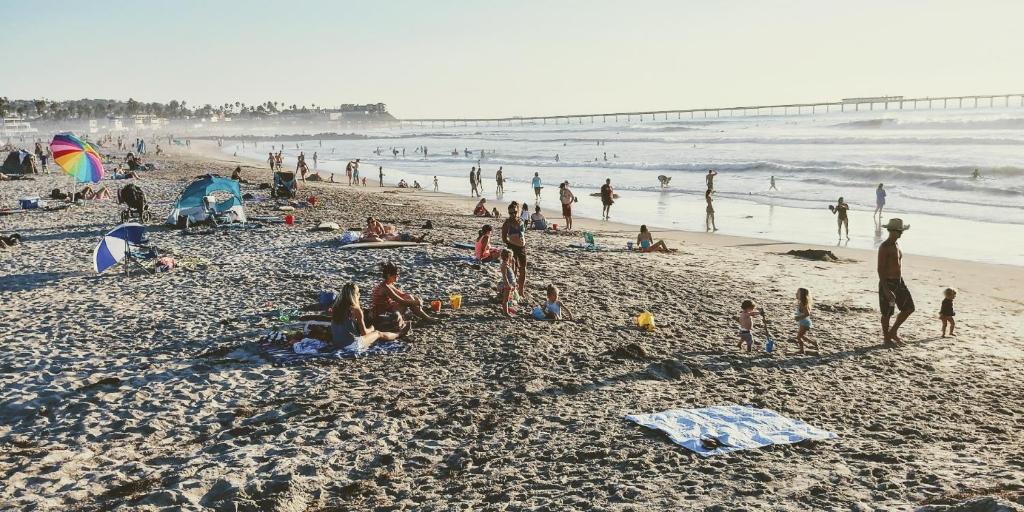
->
<box><xmin>4</xmin><ymin>0</ymin><xmax>1023</xmax><ymax>118</ymax></box>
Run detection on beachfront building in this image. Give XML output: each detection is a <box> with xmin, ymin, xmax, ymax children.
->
<box><xmin>0</xmin><ymin>116</ymin><xmax>39</xmax><ymax>137</ymax></box>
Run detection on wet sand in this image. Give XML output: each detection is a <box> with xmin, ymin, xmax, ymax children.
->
<box><xmin>1</xmin><ymin>145</ymin><xmax>1022</xmax><ymax>510</ymax></box>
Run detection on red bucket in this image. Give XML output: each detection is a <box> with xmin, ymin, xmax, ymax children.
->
<box><xmin>284</xmin><ymin>214</ymin><xmax>295</xmax><ymax>225</ymax></box>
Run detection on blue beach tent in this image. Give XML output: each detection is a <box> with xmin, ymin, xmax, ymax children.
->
<box><xmin>165</xmin><ymin>174</ymin><xmax>246</xmax><ymax>225</ymax></box>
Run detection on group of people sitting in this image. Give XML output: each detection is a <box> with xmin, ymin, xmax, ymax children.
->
<box><xmin>396</xmin><ymin>179</ymin><xmax>421</xmax><ymax>189</ymax></box>
<box><xmin>329</xmin><ymin>261</ymin><xmax>439</xmax><ymax>350</ymax></box>
<box><xmin>473</xmin><ymin>198</ymin><xmax>502</xmax><ymax>219</ymax></box>
<box><xmin>474</xmin><ymin>199</ymin><xmax>553</xmax><ymax>231</ymax></box>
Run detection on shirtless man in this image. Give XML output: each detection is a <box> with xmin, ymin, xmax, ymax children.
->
<box><xmin>878</xmin><ymin>218</ymin><xmax>914</xmax><ymax>346</ymax></box>
<box><xmin>705</xmin><ymin>169</ymin><xmax>718</xmax><ymax>191</ymax></box>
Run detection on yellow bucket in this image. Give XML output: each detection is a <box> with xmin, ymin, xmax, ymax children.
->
<box><xmin>636</xmin><ymin>311</ymin><xmax>656</xmax><ymax>331</ymax></box>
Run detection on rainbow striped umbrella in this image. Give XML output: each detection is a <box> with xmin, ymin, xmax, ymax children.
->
<box><xmin>50</xmin><ymin>133</ymin><xmax>104</xmax><ymax>183</ymax></box>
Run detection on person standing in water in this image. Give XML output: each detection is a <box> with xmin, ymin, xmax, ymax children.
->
<box><xmin>705</xmin><ymin>169</ymin><xmax>718</xmax><ymax>191</ymax></box>
<box><xmin>769</xmin><ymin>175</ymin><xmax>778</xmax><ymax>191</ymax></box>
<box><xmin>378</xmin><ymin>166</ymin><xmax>384</xmax><ymax>187</ymax></box>
<box><xmin>878</xmin><ymin>218</ymin><xmax>914</xmax><ymax>347</ymax></box>
<box><xmin>433</xmin><ymin>176</ymin><xmax>439</xmax><ymax>192</ymax></box>
<box><xmin>600</xmin><ymin>178</ymin><xmax>614</xmax><ymax>220</ymax></box>
<box><xmin>351</xmin><ymin>159</ymin><xmax>360</xmax><ymax>185</ymax></box>
<box><xmin>705</xmin><ymin>188</ymin><xmax>717</xmax><ymax>232</ymax></box>
<box><xmin>972</xmin><ymin>168</ymin><xmax>981</xmax><ymax>179</ymax></box>
<box><xmin>495</xmin><ymin>166</ymin><xmax>504</xmax><ymax>196</ymax></box>
<box><xmin>830</xmin><ymin>196</ymin><xmax>850</xmax><ymax>240</ymax></box>
<box><xmin>874</xmin><ymin>183</ymin><xmax>887</xmax><ymax>217</ymax></box>
<box><xmin>469</xmin><ymin>167</ymin><xmax>478</xmax><ymax>197</ymax></box>
<box><xmin>476</xmin><ymin>166</ymin><xmax>483</xmax><ymax>195</ymax></box>
<box><xmin>312</xmin><ymin>152</ymin><xmax>318</xmax><ymax>172</ymax></box>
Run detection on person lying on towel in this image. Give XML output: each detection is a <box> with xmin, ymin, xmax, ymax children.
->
<box><xmin>360</xmin><ymin>216</ymin><xmax>427</xmax><ymax>243</ymax></box>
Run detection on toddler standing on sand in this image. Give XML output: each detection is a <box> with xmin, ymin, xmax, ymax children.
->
<box><xmin>737</xmin><ymin>300</ymin><xmax>760</xmax><ymax>352</ymax></box>
<box><xmin>497</xmin><ymin>249</ymin><xmax>519</xmax><ymax>317</ymax></box>
<box><xmin>794</xmin><ymin>288</ymin><xmax>818</xmax><ymax>354</ymax></box>
<box><xmin>940</xmin><ymin>288</ymin><xmax>957</xmax><ymax>337</ymax></box>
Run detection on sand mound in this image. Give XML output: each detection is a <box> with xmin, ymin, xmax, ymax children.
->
<box><xmin>787</xmin><ymin>249</ymin><xmax>840</xmax><ymax>261</ymax></box>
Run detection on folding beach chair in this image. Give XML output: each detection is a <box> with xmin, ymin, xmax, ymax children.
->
<box><xmin>273</xmin><ymin>171</ymin><xmax>297</xmax><ymax>198</ymax></box>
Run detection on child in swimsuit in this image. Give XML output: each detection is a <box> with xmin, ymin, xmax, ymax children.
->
<box><xmin>497</xmin><ymin>249</ymin><xmax>518</xmax><ymax>317</ymax></box>
<box><xmin>940</xmin><ymin>288</ymin><xmax>956</xmax><ymax>337</ymax></box>
<box><xmin>737</xmin><ymin>299</ymin><xmax>760</xmax><ymax>352</ymax></box>
<box><xmin>533</xmin><ymin>284</ymin><xmax>574</xmax><ymax>320</ymax></box>
<box><xmin>794</xmin><ymin>288</ymin><xmax>818</xmax><ymax>354</ymax></box>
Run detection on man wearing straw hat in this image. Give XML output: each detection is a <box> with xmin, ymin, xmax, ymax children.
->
<box><xmin>878</xmin><ymin>218</ymin><xmax>914</xmax><ymax>346</ymax></box>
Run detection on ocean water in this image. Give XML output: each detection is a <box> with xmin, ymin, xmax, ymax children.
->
<box><xmin>226</xmin><ymin>108</ymin><xmax>1024</xmax><ymax>265</ymax></box>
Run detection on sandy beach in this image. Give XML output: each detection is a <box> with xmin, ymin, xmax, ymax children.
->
<box><xmin>1</xmin><ymin>146</ymin><xmax>1023</xmax><ymax>510</ymax></box>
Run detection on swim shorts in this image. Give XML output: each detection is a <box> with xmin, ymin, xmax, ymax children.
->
<box><xmin>739</xmin><ymin>330</ymin><xmax>753</xmax><ymax>348</ymax></box>
<box><xmin>879</xmin><ymin>278</ymin><xmax>915</xmax><ymax>317</ymax></box>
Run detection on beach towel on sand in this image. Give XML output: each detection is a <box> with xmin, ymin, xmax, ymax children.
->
<box><xmin>625</xmin><ymin>405</ymin><xmax>836</xmax><ymax>456</ymax></box>
<box><xmin>259</xmin><ymin>326</ymin><xmax>406</xmax><ymax>364</ymax></box>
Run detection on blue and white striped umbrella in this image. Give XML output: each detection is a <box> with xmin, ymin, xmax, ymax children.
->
<box><xmin>93</xmin><ymin>223</ymin><xmax>147</xmax><ymax>273</ymax></box>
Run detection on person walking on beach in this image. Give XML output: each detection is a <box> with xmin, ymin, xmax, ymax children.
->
<box><xmin>469</xmin><ymin>167</ymin><xmax>479</xmax><ymax>197</ymax></box>
<box><xmin>769</xmin><ymin>175</ymin><xmax>778</xmax><ymax>191</ymax></box>
<box><xmin>600</xmin><ymin>178</ymin><xmax>614</xmax><ymax>220</ymax></box>
<box><xmin>878</xmin><ymin>218</ymin><xmax>914</xmax><ymax>347</ymax></box>
<box><xmin>352</xmin><ymin>159</ymin><xmax>360</xmax><ymax>184</ymax></box>
<box><xmin>433</xmin><ymin>176</ymin><xmax>439</xmax><ymax>192</ymax></box>
<box><xmin>312</xmin><ymin>152</ymin><xmax>318</xmax><ymax>172</ymax></box>
<box><xmin>296</xmin><ymin>152</ymin><xmax>307</xmax><ymax>181</ymax></box>
<box><xmin>378</xmin><ymin>166</ymin><xmax>384</xmax><ymax>187</ymax></box>
<box><xmin>875</xmin><ymin>183</ymin><xmax>887</xmax><ymax>217</ymax></box>
<box><xmin>495</xmin><ymin>167</ymin><xmax>504</xmax><ymax>196</ymax></box>
<box><xmin>830</xmin><ymin>197</ymin><xmax>850</xmax><ymax>240</ymax></box>
<box><xmin>705</xmin><ymin>188</ymin><xmax>718</xmax><ymax>232</ymax></box>
<box><xmin>559</xmin><ymin>181</ymin><xmax>576</xmax><ymax>231</ymax></box>
<box><xmin>476</xmin><ymin>166</ymin><xmax>483</xmax><ymax>194</ymax></box>
<box><xmin>346</xmin><ymin>160</ymin><xmax>355</xmax><ymax>185</ymax></box>
<box><xmin>706</xmin><ymin>169</ymin><xmax>718</xmax><ymax>191</ymax></box>
<box><xmin>531</xmin><ymin>172</ymin><xmax>543</xmax><ymax>202</ymax></box>
<box><xmin>268</xmin><ymin>152</ymin><xmax>276</xmax><ymax>171</ymax></box>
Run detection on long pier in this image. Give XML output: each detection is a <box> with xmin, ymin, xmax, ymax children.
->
<box><xmin>396</xmin><ymin>93</ymin><xmax>1024</xmax><ymax>128</ymax></box>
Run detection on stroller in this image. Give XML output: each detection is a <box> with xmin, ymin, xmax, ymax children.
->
<box><xmin>117</xmin><ymin>183</ymin><xmax>153</xmax><ymax>223</ymax></box>
<box><xmin>273</xmin><ymin>171</ymin><xmax>297</xmax><ymax>198</ymax></box>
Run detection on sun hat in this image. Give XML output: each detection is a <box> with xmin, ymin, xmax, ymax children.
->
<box><xmin>883</xmin><ymin>218</ymin><xmax>910</xmax><ymax>231</ymax></box>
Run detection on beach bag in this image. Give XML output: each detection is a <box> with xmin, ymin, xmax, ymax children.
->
<box><xmin>318</xmin><ymin>289</ymin><xmax>338</xmax><ymax>310</ymax></box>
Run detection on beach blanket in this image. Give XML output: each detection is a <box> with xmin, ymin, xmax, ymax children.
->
<box><xmin>339</xmin><ymin>241</ymin><xmax>428</xmax><ymax>250</ymax></box>
<box><xmin>625</xmin><ymin>405</ymin><xmax>837</xmax><ymax>456</ymax></box>
<box><xmin>261</xmin><ymin>338</ymin><xmax>406</xmax><ymax>364</ymax></box>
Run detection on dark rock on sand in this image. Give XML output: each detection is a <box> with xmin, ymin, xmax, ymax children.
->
<box><xmin>787</xmin><ymin>249</ymin><xmax>839</xmax><ymax>261</ymax></box>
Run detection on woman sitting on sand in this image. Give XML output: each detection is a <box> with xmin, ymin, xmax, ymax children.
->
<box><xmin>636</xmin><ymin>225</ymin><xmax>674</xmax><ymax>253</ymax></box>
<box><xmin>332</xmin><ymin>283</ymin><xmax>403</xmax><ymax>350</ymax></box>
<box><xmin>360</xmin><ymin>217</ymin><xmax>427</xmax><ymax>243</ymax></box>
<box><xmin>475</xmin><ymin>225</ymin><xmax>501</xmax><ymax>262</ymax></box>
<box><xmin>474</xmin><ymin>198</ymin><xmax>490</xmax><ymax>217</ymax></box>
<box><xmin>370</xmin><ymin>261</ymin><xmax>437</xmax><ymax>330</ymax></box>
<box><xmin>530</xmin><ymin>206</ymin><xmax>548</xmax><ymax>230</ymax></box>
